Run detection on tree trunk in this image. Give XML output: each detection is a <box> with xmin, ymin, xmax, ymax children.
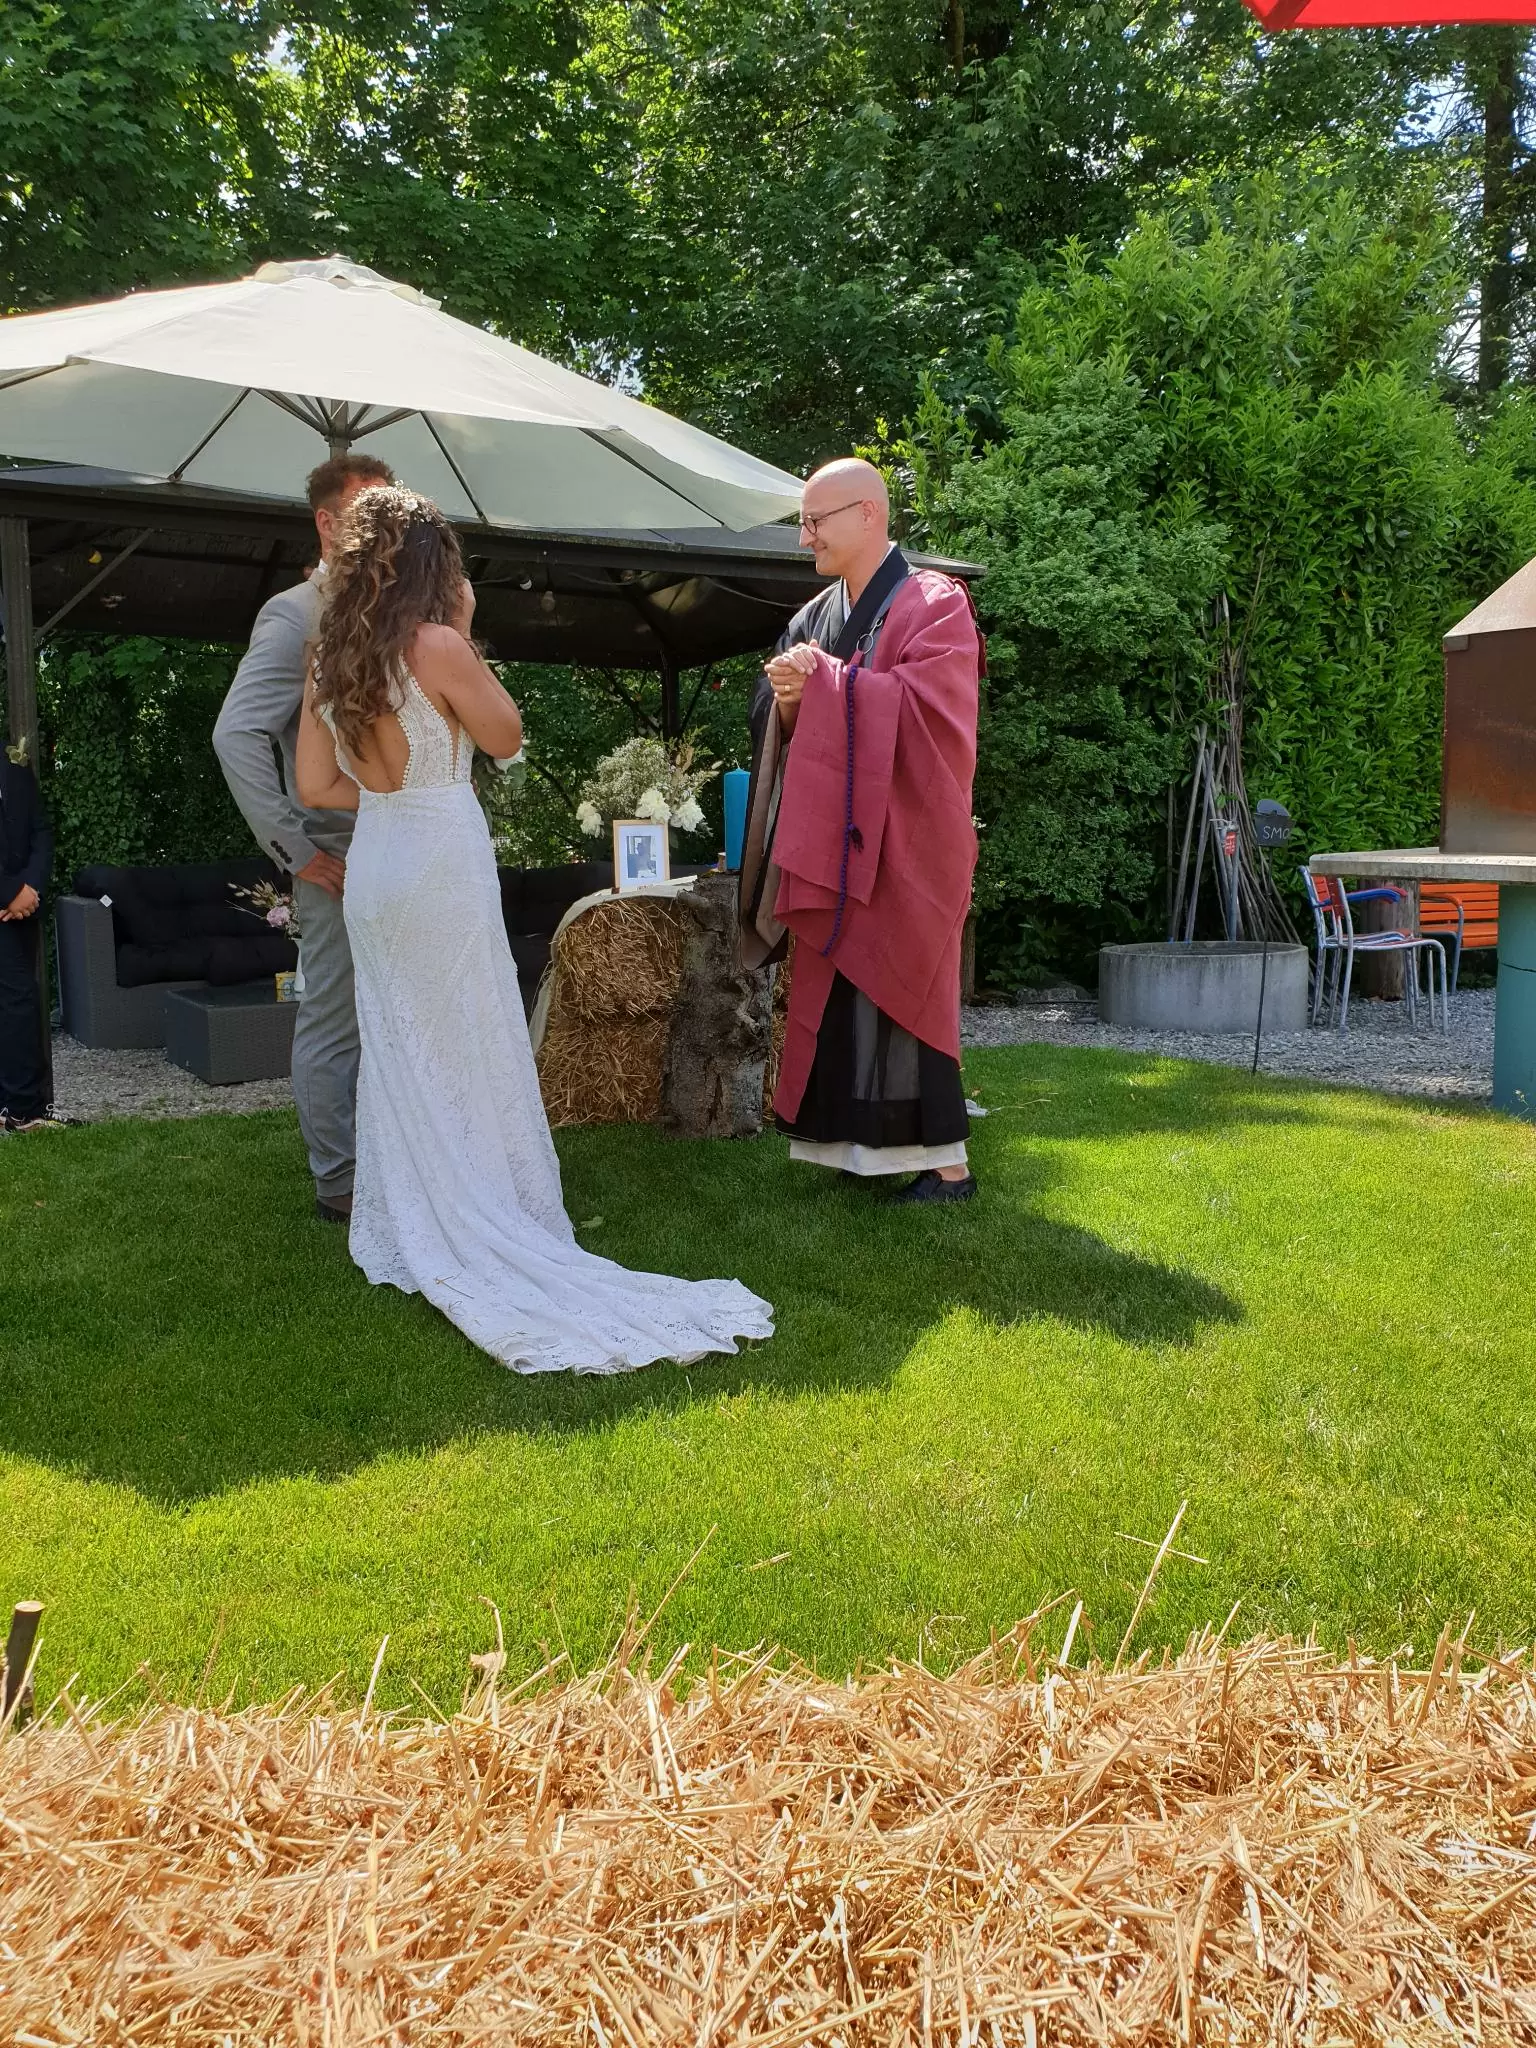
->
<box><xmin>660</xmin><ymin>871</ymin><xmax>773</xmax><ymax>1139</ymax></box>
<box><xmin>1479</xmin><ymin>28</ymin><xmax>1520</xmax><ymax>394</ymax></box>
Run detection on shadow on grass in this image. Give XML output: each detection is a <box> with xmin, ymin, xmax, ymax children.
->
<box><xmin>0</xmin><ymin>1045</ymin><xmax>1267</xmax><ymax>1505</ymax></box>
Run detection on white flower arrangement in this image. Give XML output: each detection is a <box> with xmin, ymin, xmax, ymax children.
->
<box><xmin>577</xmin><ymin>736</ymin><xmax>717</xmax><ymax>837</ymax></box>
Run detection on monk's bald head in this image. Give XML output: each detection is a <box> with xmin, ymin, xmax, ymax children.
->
<box><xmin>803</xmin><ymin>458</ymin><xmax>889</xmax><ymax>521</ymax></box>
<box><xmin>799</xmin><ymin>458</ymin><xmax>892</xmax><ymax>588</ymax></box>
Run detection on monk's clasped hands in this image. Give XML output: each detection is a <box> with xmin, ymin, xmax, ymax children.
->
<box><xmin>766</xmin><ymin>639</ymin><xmax>820</xmax><ymax>733</ymax></box>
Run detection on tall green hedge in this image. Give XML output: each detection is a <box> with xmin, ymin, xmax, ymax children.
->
<box><xmin>38</xmin><ymin>637</ymin><xmax>251</xmax><ymax>888</ymax></box>
<box><xmin>893</xmin><ymin>190</ymin><xmax>1536</xmax><ymax>982</ymax></box>
<box><xmin>35</xmin><ymin>638</ymin><xmax>757</xmax><ymax>885</ymax></box>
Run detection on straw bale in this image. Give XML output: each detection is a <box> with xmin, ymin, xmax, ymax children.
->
<box><xmin>6</xmin><ymin>1613</ymin><xmax>1536</xmax><ymax>2044</ymax></box>
<box><xmin>538</xmin><ymin>1011</ymin><xmax>671</xmax><ymax>1127</ymax></box>
<box><xmin>556</xmin><ymin>897</ymin><xmax>686</xmax><ymax>1023</ymax></box>
<box><xmin>536</xmin><ymin>896</ymin><xmax>687</xmax><ymax>1126</ymax></box>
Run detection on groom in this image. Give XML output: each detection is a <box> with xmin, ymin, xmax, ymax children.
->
<box><xmin>214</xmin><ymin>452</ymin><xmax>394</xmax><ymax>1222</ymax></box>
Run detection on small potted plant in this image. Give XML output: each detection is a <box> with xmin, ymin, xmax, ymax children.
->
<box><xmin>232</xmin><ymin>878</ymin><xmax>302</xmax><ymax>1001</ymax></box>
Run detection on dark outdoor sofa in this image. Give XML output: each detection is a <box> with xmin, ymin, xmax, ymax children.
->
<box><xmin>57</xmin><ymin>857</ymin><xmax>672</xmax><ymax>1050</ymax></box>
<box><xmin>58</xmin><ymin>859</ymin><xmax>299</xmax><ymax>1049</ymax></box>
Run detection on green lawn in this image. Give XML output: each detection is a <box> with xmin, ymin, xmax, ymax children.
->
<box><xmin>3</xmin><ymin>1046</ymin><xmax>1534</xmax><ymax>1708</ymax></box>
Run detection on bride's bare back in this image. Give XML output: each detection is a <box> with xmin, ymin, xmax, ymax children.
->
<box><xmin>297</xmin><ymin>593</ymin><xmax>523</xmax><ymax>809</ymax></box>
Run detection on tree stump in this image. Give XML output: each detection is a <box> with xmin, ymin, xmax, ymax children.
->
<box><xmin>661</xmin><ymin>870</ymin><xmax>773</xmax><ymax>1138</ymax></box>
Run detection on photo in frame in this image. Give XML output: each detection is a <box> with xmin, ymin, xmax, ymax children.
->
<box><xmin>612</xmin><ymin>818</ymin><xmax>670</xmax><ymax>893</ymax></box>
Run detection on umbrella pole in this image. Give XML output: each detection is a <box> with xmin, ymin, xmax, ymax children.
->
<box><xmin>0</xmin><ymin>516</ymin><xmax>53</xmax><ymax>1113</ymax></box>
<box><xmin>659</xmin><ymin>648</ymin><xmax>681</xmax><ymax>741</ymax></box>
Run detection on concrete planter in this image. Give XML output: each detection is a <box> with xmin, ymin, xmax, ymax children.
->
<box><xmin>1098</xmin><ymin>941</ymin><xmax>1309</xmax><ymax>1033</ymax></box>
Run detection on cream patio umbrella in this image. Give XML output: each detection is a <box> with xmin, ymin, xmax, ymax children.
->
<box><xmin>0</xmin><ymin>256</ymin><xmax>803</xmax><ymax>531</ymax></box>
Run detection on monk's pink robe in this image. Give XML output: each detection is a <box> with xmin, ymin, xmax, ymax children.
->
<box><xmin>771</xmin><ymin>570</ymin><xmax>980</xmax><ymax>1124</ymax></box>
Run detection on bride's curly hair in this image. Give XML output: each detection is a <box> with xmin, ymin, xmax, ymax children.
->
<box><xmin>312</xmin><ymin>486</ymin><xmax>465</xmax><ymax>755</ymax></box>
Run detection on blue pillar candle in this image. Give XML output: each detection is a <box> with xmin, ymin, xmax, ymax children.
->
<box><xmin>723</xmin><ymin>766</ymin><xmax>750</xmax><ymax>871</ymax></box>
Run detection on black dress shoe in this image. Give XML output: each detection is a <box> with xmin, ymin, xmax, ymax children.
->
<box><xmin>889</xmin><ymin>1170</ymin><xmax>978</xmax><ymax>1205</ymax></box>
<box><xmin>314</xmin><ymin>1196</ymin><xmax>353</xmax><ymax>1224</ymax></box>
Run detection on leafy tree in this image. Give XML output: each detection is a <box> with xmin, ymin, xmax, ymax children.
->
<box><xmin>588</xmin><ymin>0</ymin><xmax>1442</xmax><ymax>466</ymax></box>
<box><xmin>243</xmin><ymin>0</ymin><xmax>642</xmax><ymax>356</ymax></box>
<box><xmin>0</xmin><ymin>0</ymin><xmax>265</xmax><ymax>310</ymax></box>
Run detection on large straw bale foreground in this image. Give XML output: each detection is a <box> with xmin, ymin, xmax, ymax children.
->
<box><xmin>4</xmin><ymin>1617</ymin><xmax>1536</xmax><ymax>2044</ymax></box>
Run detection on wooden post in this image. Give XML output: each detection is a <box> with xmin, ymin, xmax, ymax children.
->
<box><xmin>1353</xmin><ymin>877</ymin><xmax>1416</xmax><ymax>1001</ymax></box>
<box><xmin>3</xmin><ymin>1601</ymin><xmax>43</xmax><ymax>1727</ymax></box>
<box><xmin>1</xmin><ymin>516</ymin><xmax>38</xmax><ymax>765</ymax></box>
<box><xmin>658</xmin><ymin>647</ymin><xmax>681</xmax><ymax>741</ymax></box>
<box><xmin>660</xmin><ymin>870</ymin><xmax>772</xmax><ymax>1137</ymax></box>
<box><xmin>0</xmin><ymin>516</ymin><xmax>54</xmax><ymax>1109</ymax></box>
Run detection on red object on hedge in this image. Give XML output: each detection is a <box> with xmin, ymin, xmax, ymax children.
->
<box><xmin>1244</xmin><ymin>0</ymin><xmax>1536</xmax><ymax>23</ymax></box>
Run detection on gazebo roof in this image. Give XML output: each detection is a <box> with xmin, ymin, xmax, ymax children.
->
<box><xmin>0</xmin><ymin>463</ymin><xmax>883</xmax><ymax>670</ymax></box>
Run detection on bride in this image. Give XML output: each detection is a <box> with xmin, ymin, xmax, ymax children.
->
<box><xmin>295</xmin><ymin>485</ymin><xmax>773</xmax><ymax>1374</ymax></box>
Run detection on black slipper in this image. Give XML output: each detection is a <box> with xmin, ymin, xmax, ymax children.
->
<box><xmin>888</xmin><ymin>1170</ymin><xmax>978</xmax><ymax>1205</ymax></box>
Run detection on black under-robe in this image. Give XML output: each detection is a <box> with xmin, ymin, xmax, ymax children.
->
<box><xmin>743</xmin><ymin>547</ymin><xmax>968</xmax><ymax>1158</ymax></box>
<box><xmin>775</xmin><ymin>969</ymin><xmax>969</xmax><ymax>1151</ymax></box>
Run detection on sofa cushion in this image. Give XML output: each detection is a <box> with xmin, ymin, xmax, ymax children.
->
<box><xmin>76</xmin><ymin>859</ymin><xmax>285</xmax><ymax>945</ymax></box>
<box><xmin>508</xmin><ymin>934</ymin><xmax>552</xmax><ymax>1011</ymax></box>
<box><xmin>208</xmin><ymin>932</ymin><xmax>296</xmax><ymax>985</ymax></box>
<box><xmin>116</xmin><ymin>940</ymin><xmax>215</xmax><ymax>989</ymax></box>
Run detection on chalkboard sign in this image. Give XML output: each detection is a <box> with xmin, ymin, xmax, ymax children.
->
<box><xmin>1254</xmin><ymin>799</ymin><xmax>1294</xmax><ymax>849</ymax></box>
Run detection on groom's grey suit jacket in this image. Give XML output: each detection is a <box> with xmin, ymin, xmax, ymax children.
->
<box><xmin>213</xmin><ymin>575</ymin><xmax>354</xmax><ymax>875</ymax></box>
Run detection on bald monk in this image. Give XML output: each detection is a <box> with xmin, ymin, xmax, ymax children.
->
<box><xmin>739</xmin><ymin>459</ymin><xmax>982</xmax><ymax>1202</ymax></box>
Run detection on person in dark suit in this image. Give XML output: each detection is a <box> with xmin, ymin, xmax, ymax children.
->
<box><xmin>0</xmin><ymin>751</ymin><xmax>54</xmax><ymax>1133</ymax></box>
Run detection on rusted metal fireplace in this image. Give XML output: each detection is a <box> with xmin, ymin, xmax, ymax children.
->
<box><xmin>1442</xmin><ymin>557</ymin><xmax>1536</xmax><ymax>855</ymax></box>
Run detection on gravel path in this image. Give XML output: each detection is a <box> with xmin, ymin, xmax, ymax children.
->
<box><xmin>41</xmin><ymin>990</ymin><xmax>1496</xmax><ymax>1125</ymax></box>
<box><xmin>961</xmin><ymin>989</ymin><xmax>1496</xmax><ymax>1100</ymax></box>
<box><xmin>49</xmin><ymin>1035</ymin><xmax>295</xmax><ymax>1124</ymax></box>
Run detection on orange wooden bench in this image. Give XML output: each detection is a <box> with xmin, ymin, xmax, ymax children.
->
<box><xmin>1419</xmin><ymin>882</ymin><xmax>1499</xmax><ymax>992</ymax></box>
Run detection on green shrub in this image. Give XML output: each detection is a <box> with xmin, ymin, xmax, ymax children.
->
<box><xmin>892</xmin><ymin>189</ymin><xmax>1536</xmax><ymax>983</ymax></box>
<box><xmin>38</xmin><ymin>637</ymin><xmax>251</xmax><ymax>887</ymax></box>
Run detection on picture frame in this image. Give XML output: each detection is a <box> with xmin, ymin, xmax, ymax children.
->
<box><xmin>612</xmin><ymin>818</ymin><xmax>670</xmax><ymax>893</ymax></box>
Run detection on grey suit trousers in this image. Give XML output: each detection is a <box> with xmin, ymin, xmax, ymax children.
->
<box><xmin>292</xmin><ymin>877</ymin><xmax>360</xmax><ymax>1201</ymax></box>
<box><xmin>214</xmin><ymin>574</ymin><xmax>359</xmax><ymax>1200</ymax></box>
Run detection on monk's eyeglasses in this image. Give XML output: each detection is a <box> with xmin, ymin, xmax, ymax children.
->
<box><xmin>799</xmin><ymin>499</ymin><xmax>865</xmax><ymax>539</ymax></box>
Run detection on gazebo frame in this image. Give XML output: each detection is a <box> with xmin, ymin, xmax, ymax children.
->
<box><xmin>0</xmin><ymin>462</ymin><xmax>978</xmax><ymax>1112</ymax></box>
<box><xmin>0</xmin><ymin>464</ymin><xmax>859</xmax><ymax>762</ymax></box>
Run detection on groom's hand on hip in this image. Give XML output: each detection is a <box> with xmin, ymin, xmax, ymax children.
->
<box><xmin>298</xmin><ymin>850</ymin><xmax>346</xmax><ymax>897</ymax></box>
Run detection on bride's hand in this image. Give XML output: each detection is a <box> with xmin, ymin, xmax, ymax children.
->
<box><xmin>452</xmin><ymin>578</ymin><xmax>477</xmax><ymax>638</ymax></box>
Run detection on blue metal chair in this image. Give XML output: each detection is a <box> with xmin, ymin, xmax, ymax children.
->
<box><xmin>1300</xmin><ymin>869</ymin><xmax>1448</xmax><ymax>1032</ymax></box>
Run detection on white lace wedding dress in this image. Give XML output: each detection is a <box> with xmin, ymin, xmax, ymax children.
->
<box><xmin>323</xmin><ymin>666</ymin><xmax>774</xmax><ymax>1373</ymax></box>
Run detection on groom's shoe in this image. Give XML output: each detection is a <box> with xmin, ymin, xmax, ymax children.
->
<box><xmin>315</xmin><ymin>1193</ymin><xmax>354</xmax><ymax>1225</ymax></box>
